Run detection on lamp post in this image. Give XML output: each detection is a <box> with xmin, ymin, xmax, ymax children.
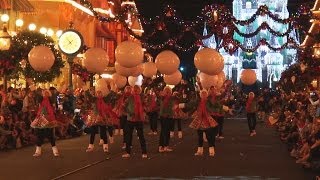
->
<box><xmin>0</xmin><ymin>14</ymin><xmax>11</xmax><ymax>91</ymax></box>
<box><xmin>15</xmin><ymin>19</ymin><xmax>23</xmax><ymax>31</ymax></box>
<box><xmin>58</xmin><ymin>22</ymin><xmax>84</xmax><ymax>91</ymax></box>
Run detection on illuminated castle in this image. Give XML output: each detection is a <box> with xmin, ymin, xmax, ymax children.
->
<box><xmin>202</xmin><ymin>0</ymin><xmax>299</xmax><ymax>87</ymax></box>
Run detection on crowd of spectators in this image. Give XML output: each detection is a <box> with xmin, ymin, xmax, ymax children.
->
<box><xmin>259</xmin><ymin>89</ymin><xmax>320</xmax><ymax>173</ymax></box>
<box><xmin>0</xmin><ymin>85</ymin><xmax>80</xmax><ymax>150</ymax></box>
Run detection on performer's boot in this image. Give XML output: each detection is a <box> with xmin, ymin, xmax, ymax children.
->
<box><xmin>109</xmin><ymin>136</ymin><xmax>114</xmax><ymax>144</ymax></box>
<box><xmin>52</xmin><ymin>146</ymin><xmax>59</xmax><ymax>157</ymax></box>
<box><xmin>170</xmin><ymin>131</ymin><xmax>174</xmax><ymax>138</ymax></box>
<box><xmin>86</xmin><ymin>144</ymin><xmax>94</xmax><ymax>152</ymax></box>
<box><xmin>194</xmin><ymin>147</ymin><xmax>203</xmax><ymax>156</ymax></box>
<box><xmin>103</xmin><ymin>144</ymin><xmax>109</xmax><ymax>153</ymax></box>
<box><xmin>114</xmin><ymin>129</ymin><xmax>119</xmax><ymax>136</ymax></box>
<box><xmin>178</xmin><ymin>131</ymin><xmax>183</xmax><ymax>139</ymax></box>
<box><xmin>33</xmin><ymin>146</ymin><xmax>41</xmax><ymax>157</ymax></box>
<box><xmin>209</xmin><ymin>147</ymin><xmax>215</xmax><ymax>157</ymax></box>
<box><xmin>99</xmin><ymin>139</ymin><xmax>104</xmax><ymax>145</ymax></box>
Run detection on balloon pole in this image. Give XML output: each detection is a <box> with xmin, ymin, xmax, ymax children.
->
<box><xmin>90</xmin><ymin>74</ymin><xmax>94</xmax><ymax>88</ymax></box>
<box><xmin>68</xmin><ymin>56</ymin><xmax>74</xmax><ymax>91</ymax></box>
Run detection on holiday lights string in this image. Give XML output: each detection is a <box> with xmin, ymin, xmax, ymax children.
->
<box><xmin>80</xmin><ymin>0</ymin><xmax>311</xmax><ymax>52</ymax></box>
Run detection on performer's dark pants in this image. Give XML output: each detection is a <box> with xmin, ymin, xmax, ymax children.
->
<box><xmin>35</xmin><ymin>128</ymin><xmax>56</xmax><ymax>147</ymax></box>
<box><xmin>247</xmin><ymin>112</ymin><xmax>257</xmax><ymax>133</ymax></box>
<box><xmin>148</xmin><ymin>112</ymin><xmax>158</xmax><ymax>132</ymax></box>
<box><xmin>125</xmin><ymin>121</ymin><xmax>147</xmax><ymax>154</ymax></box>
<box><xmin>120</xmin><ymin>115</ymin><xmax>127</xmax><ymax>143</ymax></box>
<box><xmin>197</xmin><ymin>128</ymin><xmax>216</xmax><ymax>147</ymax></box>
<box><xmin>171</xmin><ymin>118</ymin><xmax>182</xmax><ymax>131</ymax></box>
<box><xmin>89</xmin><ymin>125</ymin><xmax>108</xmax><ymax>144</ymax></box>
<box><xmin>159</xmin><ymin>117</ymin><xmax>171</xmax><ymax>147</ymax></box>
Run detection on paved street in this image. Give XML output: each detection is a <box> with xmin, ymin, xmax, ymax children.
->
<box><xmin>0</xmin><ymin>117</ymin><xmax>316</xmax><ymax>180</ymax></box>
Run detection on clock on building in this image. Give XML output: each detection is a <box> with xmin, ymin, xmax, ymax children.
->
<box><xmin>58</xmin><ymin>29</ymin><xmax>83</xmax><ymax>56</ymax></box>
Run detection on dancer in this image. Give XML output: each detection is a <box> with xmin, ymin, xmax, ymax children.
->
<box><xmin>246</xmin><ymin>92</ymin><xmax>258</xmax><ymax>136</ymax></box>
<box><xmin>99</xmin><ymin>86</ymin><xmax>118</xmax><ymax>145</ymax></box>
<box><xmin>158</xmin><ymin>86</ymin><xmax>175</xmax><ymax>152</ymax></box>
<box><xmin>208</xmin><ymin>87</ymin><xmax>226</xmax><ymax>139</ymax></box>
<box><xmin>116</xmin><ymin>86</ymin><xmax>132</xmax><ymax>149</ymax></box>
<box><xmin>84</xmin><ymin>90</ymin><xmax>113</xmax><ymax>153</ymax></box>
<box><xmin>189</xmin><ymin>90</ymin><xmax>218</xmax><ymax>156</ymax></box>
<box><xmin>171</xmin><ymin>91</ymin><xmax>187</xmax><ymax>139</ymax></box>
<box><xmin>145</xmin><ymin>89</ymin><xmax>159</xmax><ymax>135</ymax></box>
<box><xmin>31</xmin><ymin>89</ymin><xmax>59</xmax><ymax>157</ymax></box>
<box><xmin>122</xmin><ymin>85</ymin><xmax>147</xmax><ymax>158</ymax></box>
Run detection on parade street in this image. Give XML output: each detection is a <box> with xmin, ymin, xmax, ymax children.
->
<box><xmin>0</xmin><ymin>117</ymin><xmax>316</xmax><ymax>180</ymax></box>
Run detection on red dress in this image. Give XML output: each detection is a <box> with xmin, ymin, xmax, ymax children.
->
<box><xmin>31</xmin><ymin>97</ymin><xmax>57</xmax><ymax>129</ymax></box>
<box><xmin>189</xmin><ymin>99</ymin><xmax>218</xmax><ymax>130</ymax></box>
<box><xmin>84</xmin><ymin>97</ymin><xmax>118</xmax><ymax>127</ymax></box>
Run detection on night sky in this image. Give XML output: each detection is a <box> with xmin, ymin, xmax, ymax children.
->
<box><xmin>136</xmin><ymin>0</ymin><xmax>315</xmax><ymax>19</ymax></box>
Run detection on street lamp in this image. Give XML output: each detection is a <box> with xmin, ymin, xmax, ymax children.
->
<box><xmin>28</xmin><ymin>23</ymin><xmax>36</xmax><ymax>31</ymax></box>
<box><xmin>0</xmin><ymin>14</ymin><xmax>11</xmax><ymax>91</ymax></box>
<box><xmin>15</xmin><ymin>19</ymin><xmax>23</xmax><ymax>28</ymax></box>
<box><xmin>0</xmin><ymin>14</ymin><xmax>11</xmax><ymax>51</ymax></box>
<box><xmin>47</xmin><ymin>28</ymin><xmax>54</xmax><ymax>36</ymax></box>
<box><xmin>39</xmin><ymin>27</ymin><xmax>47</xmax><ymax>34</ymax></box>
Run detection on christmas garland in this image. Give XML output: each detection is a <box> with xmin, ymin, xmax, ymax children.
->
<box><xmin>11</xmin><ymin>30</ymin><xmax>65</xmax><ymax>83</ymax></box>
<box><xmin>72</xmin><ymin>63</ymin><xmax>92</xmax><ymax>82</ymax></box>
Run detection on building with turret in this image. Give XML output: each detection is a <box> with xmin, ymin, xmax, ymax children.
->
<box><xmin>202</xmin><ymin>0</ymin><xmax>299</xmax><ymax>87</ymax></box>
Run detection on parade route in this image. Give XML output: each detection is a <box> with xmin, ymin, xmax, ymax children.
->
<box><xmin>0</xmin><ymin>118</ymin><xmax>316</xmax><ymax>180</ymax></box>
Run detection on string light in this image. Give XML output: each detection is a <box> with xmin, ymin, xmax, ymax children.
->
<box><xmin>79</xmin><ymin>0</ymin><xmax>312</xmax><ymax>53</ymax></box>
<box><xmin>28</xmin><ymin>23</ymin><xmax>36</xmax><ymax>31</ymax></box>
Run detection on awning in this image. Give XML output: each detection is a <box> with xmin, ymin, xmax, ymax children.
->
<box><xmin>96</xmin><ymin>22</ymin><xmax>115</xmax><ymax>40</ymax></box>
<box><xmin>13</xmin><ymin>0</ymin><xmax>34</xmax><ymax>12</ymax></box>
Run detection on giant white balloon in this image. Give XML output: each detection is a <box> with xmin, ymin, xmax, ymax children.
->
<box><xmin>115</xmin><ymin>62</ymin><xmax>142</xmax><ymax>77</ymax></box>
<box><xmin>143</xmin><ymin>62</ymin><xmax>157</xmax><ymax>78</ymax></box>
<box><xmin>155</xmin><ymin>50</ymin><xmax>180</xmax><ymax>75</ymax></box>
<box><xmin>199</xmin><ymin>72</ymin><xmax>219</xmax><ymax>89</ymax></box>
<box><xmin>164</xmin><ymin>71</ymin><xmax>182</xmax><ymax>85</ymax></box>
<box><xmin>115</xmin><ymin>41</ymin><xmax>144</xmax><ymax>68</ymax></box>
<box><xmin>95</xmin><ymin>78</ymin><xmax>109</xmax><ymax>95</ymax></box>
<box><xmin>112</xmin><ymin>73</ymin><xmax>127</xmax><ymax>88</ymax></box>
<box><xmin>240</xmin><ymin>69</ymin><xmax>257</xmax><ymax>85</ymax></box>
<box><xmin>28</xmin><ymin>46</ymin><xmax>55</xmax><ymax>72</ymax></box>
<box><xmin>128</xmin><ymin>75</ymin><xmax>143</xmax><ymax>87</ymax></box>
<box><xmin>83</xmin><ymin>48</ymin><xmax>109</xmax><ymax>73</ymax></box>
<box><xmin>194</xmin><ymin>48</ymin><xmax>224</xmax><ymax>75</ymax></box>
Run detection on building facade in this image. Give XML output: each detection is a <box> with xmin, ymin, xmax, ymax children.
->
<box><xmin>202</xmin><ymin>0</ymin><xmax>299</xmax><ymax>87</ymax></box>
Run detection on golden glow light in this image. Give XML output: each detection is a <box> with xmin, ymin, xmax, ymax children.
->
<box><xmin>15</xmin><ymin>19</ymin><xmax>24</xmax><ymax>27</ymax></box>
<box><xmin>29</xmin><ymin>23</ymin><xmax>36</xmax><ymax>31</ymax></box>
<box><xmin>56</xmin><ymin>30</ymin><xmax>63</xmax><ymax>37</ymax></box>
<box><xmin>47</xmin><ymin>28</ymin><xmax>54</xmax><ymax>36</ymax></box>
<box><xmin>1</xmin><ymin>14</ymin><xmax>9</xmax><ymax>22</ymax></box>
<box><xmin>40</xmin><ymin>27</ymin><xmax>47</xmax><ymax>34</ymax></box>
